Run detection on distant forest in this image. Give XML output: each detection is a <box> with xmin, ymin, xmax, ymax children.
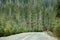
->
<box><xmin>0</xmin><ymin>0</ymin><xmax>60</xmax><ymax>37</ymax></box>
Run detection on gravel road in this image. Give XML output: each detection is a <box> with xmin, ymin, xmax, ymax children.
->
<box><xmin>0</xmin><ymin>32</ymin><xmax>57</xmax><ymax>40</ymax></box>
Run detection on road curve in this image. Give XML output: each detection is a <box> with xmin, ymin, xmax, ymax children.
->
<box><xmin>0</xmin><ymin>32</ymin><xmax>57</xmax><ymax>40</ymax></box>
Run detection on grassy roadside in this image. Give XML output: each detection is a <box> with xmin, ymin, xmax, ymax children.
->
<box><xmin>58</xmin><ymin>38</ymin><xmax>60</xmax><ymax>40</ymax></box>
<box><xmin>47</xmin><ymin>31</ymin><xmax>60</xmax><ymax>40</ymax></box>
<box><xmin>46</xmin><ymin>31</ymin><xmax>58</xmax><ymax>40</ymax></box>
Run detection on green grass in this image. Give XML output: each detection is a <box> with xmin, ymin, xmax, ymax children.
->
<box><xmin>57</xmin><ymin>37</ymin><xmax>60</xmax><ymax>40</ymax></box>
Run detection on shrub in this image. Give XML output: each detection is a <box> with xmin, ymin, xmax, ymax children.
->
<box><xmin>53</xmin><ymin>26</ymin><xmax>60</xmax><ymax>37</ymax></box>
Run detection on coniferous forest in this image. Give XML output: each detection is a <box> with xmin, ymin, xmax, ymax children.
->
<box><xmin>0</xmin><ymin>0</ymin><xmax>60</xmax><ymax>38</ymax></box>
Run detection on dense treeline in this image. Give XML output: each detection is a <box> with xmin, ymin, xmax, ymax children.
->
<box><xmin>53</xmin><ymin>0</ymin><xmax>60</xmax><ymax>38</ymax></box>
<box><xmin>57</xmin><ymin>0</ymin><xmax>60</xmax><ymax>17</ymax></box>
<box><xmin>0</xmin><ymin>0</ymin><xmax>57</xmax><ymax>36</ymax></box>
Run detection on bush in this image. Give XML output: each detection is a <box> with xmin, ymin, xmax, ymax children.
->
<box><xmin>53</xmin><ymin>26</ymin><xmax>60</xmax><ymax>37</ymax></box>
